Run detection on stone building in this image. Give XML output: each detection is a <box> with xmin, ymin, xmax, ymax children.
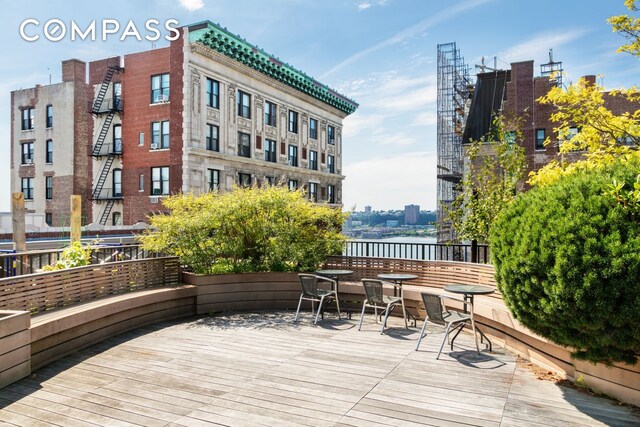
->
<box><xmin>10</xmin><ymin>21</ymin><xmax>358</xmax><ymax>226</ymax></box>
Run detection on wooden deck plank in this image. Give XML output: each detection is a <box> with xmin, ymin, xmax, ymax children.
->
<box><xmin>1</xmin><ymin>312</ymin><xmax>638</xmax><ymax>427</ymax></box>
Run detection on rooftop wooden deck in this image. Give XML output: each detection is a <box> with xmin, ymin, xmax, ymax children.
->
<box><xmin>0</xmin><ymin>311</ymin><xmax>638</xmax><ymax>426</ymax></box>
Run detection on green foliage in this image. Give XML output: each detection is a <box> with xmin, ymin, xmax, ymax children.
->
<box><xmin>43</xmin><ymin>242</ymin><xmax>93</xmax><ymax>271</ymax></box>
<box><xmin>608</xmin><ymin>0</ymin><xmax>640</xmax><ymax>56</ymax></box>
<box><xmin>445</xmin><ymin>117</ymin><xmax>527</xmax><ymax>243</ymax></box>
<box><xmin>490</xmin><ymin>158</ymin><xmax>640</xmax><ymax>365</ymax></box>
<box><xmin>140</xmin><ymin>186</ymin><xmax>347</xmax><ymax>274</ymax></box>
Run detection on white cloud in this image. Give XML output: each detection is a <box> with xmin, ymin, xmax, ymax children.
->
<box><xmin>413</xmin><ymin>111</ymin><xmax>437</xmax><ymax>126</ymax></box>
<box><xmin>342</xmin><ymin>151</ymin><xmax>437</xmax><ymax>211</ymax></box>
<box><xmin>322</xmin><ymin>0</ymin><xmax>495</xmax><ymax>77</ymax></box>
<box><xmin>179</xmin><ymin>0</ymin><xmax>205</xmax><ymax>11</ymax></box>
<box><xmin>358</xmin><ymin>2</ymin><xmax>372</xmax><ymax>10</ymax></box>
<box><xmin>499</xmin><ymin>29</ymin><xmax>590</xmax><ymax>64</ymax></box>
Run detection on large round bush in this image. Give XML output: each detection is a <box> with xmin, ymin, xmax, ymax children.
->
<box><xmin>490</xmin><ymin>160</ymin><xmax>640</xmax><ymax>365</ymax></box>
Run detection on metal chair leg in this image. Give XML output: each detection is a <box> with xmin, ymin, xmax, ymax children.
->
<box><xmin>415</xmin><ymin>319</ymin><xmax>429</xmax><ymax>351</ymax></box>
<box><xmin>374</xmin><ymin>306</ymin><xmax>378</xmax><ymax>324</ymax></box>
<box><xmin>381</xmin><ymin>303</ymin><xmax>393</xmax><ymax>334</ymax></box>
<box><xmin>470</xmin><ymin>318</ymin><xmax>480</xmax><ymax>353</ymax></box>
<box><xmin>334</xmin><ymin>293</ymin><xmax>341</xmax><ymax>320</ymax></box>
<box><xmin>401</xmin><ymin>298</ymin><xmax>408</xmax><ymax>329</ymax></box>
<box><xmin>358</xmin><ymin>301</ymin><xmax>367</xmax><ymax>331</ymax></box>
<box><xmin>314</xmin><ymin>296</ymin><xmax>325</xmax><ymax>325</ymax></box>
<box><xmin>437</xmin><ymin>323</ymin><xmax>453</xmax><ymax>359</ymax></box>
<box><xmin>294</xmin><ymin>295</ymin><xmax>303</xmax><ymax>322</ymax></box>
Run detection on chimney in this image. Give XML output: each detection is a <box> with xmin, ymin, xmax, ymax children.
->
<box><xmin>582</xmin><ymin>75</ymin><xmax>596</xmax><ymax>86</ymax></box>
<box><xmin>62</xmin><ymin>59</ymin><xmax>86</xmax><ymax>83</ymax></box>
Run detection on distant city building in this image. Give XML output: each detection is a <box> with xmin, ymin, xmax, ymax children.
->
<box><xmin>404</xmin><ymin>204</ymin><xmax>420</xmax><ymax>225</ymax></box>
<box><xmin>364</xmin><ymin>205</ymin><xmax>372</xmax><ymax>213</ymax></box>
<box><xmin>386</xmin><ymin>220</ymin><xmax>399</xmax><ymax>228</ymax></box>
<box><xmin>10</xmin><ymin>21</ymin><xmax>358</xmax><ymax>226</ymax></box>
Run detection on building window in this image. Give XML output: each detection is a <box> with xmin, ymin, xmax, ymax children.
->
<box><xmin>309</xmin><ymin>118</ymin><xmax>318</xmax><ymax>140</ymax></box>
<box><xmin>151</xmin><ymin>166</ymin><xmax>169</xmax><ymax>195</ymax></box>
<box><xmin>327</xmin><ymin>184</ymin><xmax>335</xmax><ymax>204</ymax></box>
<box><xmin>568</xmin><ymin>126</ymin><xmax>578</xmax><ymax>139</ymax></box>
<box><xmin>139</xmin><ymin>174</ymin><xmax>144</xmax><ymax>192</ymax></box>
<box><xmin>288</xmin><ymin>179</ymin><xmax>298</xmax><ymax>191</ymax></box>
<box><xmin>238</xmin><ymin>172</ymin><xmax>252</xmax><ymax>188</ymax></box>
<box><xmin>21</xmin><ymin>177</ymin><xmax>34</xmax><ymax>200</ymax></box>
<box><xmin>207</xmin><ymin>168</ymin><xmax>220</xmax><ymax>191</ymax></box>
<box><xmin>206</xmin><ymin>78</ymin><xmax>219</xmax><ymax>108</ymax></box>
<box><xmin>309</xmin><ymin>150</ymin><xmax>318</xmax><ymax>170</ymax></box>
<box><xmin>288</xmin><ymin>144</ymin><xmax>298</xmax><ymax>167</ymax></box>
<box><xmin>139</xmin><ymin>132</ymin><xmax>144</xmax><ymax>146</ymax></box>
<box><xmin>113</xmin><ymin>82</ymin><xmax>122</xmax><ymax>110</ymax></box>
<box><xmin>46</xmin><ymin>140</ymin><xmax>53</xmax><ymax>163</ymax></box>
<box><xmin>308</xmin><ymin>182</ymin><xmax>318</xmax><ymax>202</ymax></box>
<box><xmin>21</xmin><ymin>142</ymin><xmax>34</xmax><ymax>164</ymax></box>
<box><xmin>328</xmin><ymin>155</ymin><xmax>335</xmax><ymax>174</ymax></box>
<box><xmin>113</xmin><ymin>169</ymin><xmax>122</xmax><ymax>197</ymax></box>
<box><xmin>45</xmin><ymin>176</ymin><xmax>53</xmax><ymax>200</ymax></box>
<box><xmin>113</xmin><ymin>124</ymin><xmax>122</xmax><ymax>153</ymax></box>
<box><xmin>206</xmin><ymin>124</ymin><xmax>219</xmax><ymax>151</ymax></box>
<box><xmin>21</xmin><ymin>107</ymin><xmax>34</xmax><ymax>130</ymax></box>
<box><xmin>328</xmin><ymin>125</ymin><xmax>335</xmax><ymax>145</ymax></box>
<box><xmin>237</xmin><ymin>90</ymin><xmax>251</xmax><ymax>119</ymax></box>
<box><xmin>46</xmin><ymin>105</ymin><xmax>53</xmax><ymax>128</ymax></box>
<box><xmin>112</xmin><ymin>212</ymin><xmax>121</xmax><ymax>226</ymax></box>
<box><xmin>505</xmin><ymin>131</ymin><xmax>516</xmax><ymax>144</ymax></box>
<box><xmin>45</xmin><ymin>213</ymin><xmax>52</xmax><ymax>226</ymax></box>
<box><xmin>264</xmin><ymin>176</ymin><xmax>275</xmax><ymax>186</ymax></box>
<box><xmin>536</xmin><ymin>128</ymin><xmax>546</xmax><ymax>150</ymax></box>
<box><xmin>264</xmin><ymin>139</ymin><xmax>276</xmax><ymax>163</ymax></box>
<box><xmin>151</xmin><ymin>73</ymin><xmax>170</xmax><ymax>103</ymax></box>
<box><xmin>151</xmin><ymin>121</ymin><xmax>169</xmax><ymax>149</ymax></box>
<box><xmin>265</xmin><ymin>100</ymin><xmax>277</xmax><ymax>127</ymax></box>
<box><xmin>238</xmin><ymin>132</ymin><xmax>251</xmax><ymax>158</ymax></box>
<box><xmin>288</xmin><ymin>110</ymin><xmax>298</xmax><ymax>134</ymax></box>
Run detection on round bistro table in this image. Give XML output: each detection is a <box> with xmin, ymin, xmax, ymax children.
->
<box><xmin>315</xmin><ymin>269</ymin><xmax>354</xmax><ymax>319</ymax></box>
<box><xmin>443</xmin><ymin>284</ymin><xmax>495</xmax><ymax>351</ymax></box>
<box><xmin>377</xmin><ymin>273</ymin><xmax>419</xmax><ymax>326</ymax></box>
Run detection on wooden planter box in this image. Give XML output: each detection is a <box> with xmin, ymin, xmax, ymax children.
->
<box><xmin>0</xmin><ymin>310</ymin><xmax>31</xmax><ymax>389</ymax></box>
<box><xmin>183</xmin><ymin>271</ymin><xmax>302</xmax><ymax>315</ymax></box>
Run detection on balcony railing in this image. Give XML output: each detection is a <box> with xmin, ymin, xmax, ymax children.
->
<box><xmin>88</xmin><ymin>98</ymin><xmax>124</xmax><ymax>113</ymax></box>
<box><xmin>93</xmin><ymin>187</ymin><xmax>123</xmax><ymax>201</ymax></box>
<box><xmin>0</xmin><ymin>244</ymin><xmax>158</xmax><ymax>278</ymax></box>
<box><xmin>343</xmin><ymin>240</ymin><xmax>490</xmax><ymax>263</ymax></box>
<box><xmin>92</xmin><ymin>140</ymin><xmax>123</xmax><ymax>157</ymax></box>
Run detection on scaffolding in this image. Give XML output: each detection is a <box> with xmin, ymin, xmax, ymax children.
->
<box><xmin>436</xmin><ymin>42</ymin><xmax>472</xmax><ymax>243</ymax></box>
<box><xmin>540</xmin><ymin>49</ymin><xmax>563</xmax><ymax>88</ymax></box>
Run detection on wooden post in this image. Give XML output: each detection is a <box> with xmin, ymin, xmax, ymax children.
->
<box><xmin>12</xmin><ymin>193</ymin><xmax>26</xmax><ymax>253</ymax></box>
<box><xmin>471</xmin><ymin>239</ymin><xmax>478</xmax><ymax>264</ymax></box>
<box><xmin>70</xmin><ymin>195</ymin><xmax>82</xmax><ymax>243</ymax></box>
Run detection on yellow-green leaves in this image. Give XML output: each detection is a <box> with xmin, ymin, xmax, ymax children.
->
<box><xmin>608</xmin><ymin>0</ymin><xmax>640</xmax><ymax>55</ymax></box>
<box><xmin>140</xmin><ymin>186</ymin><xmax>347</xmax><ymax>274</ymax></box>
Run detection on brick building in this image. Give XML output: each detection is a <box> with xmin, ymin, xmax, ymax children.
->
<box><xmin>10</xmin><ymin>21</ymin><xmax>358</xmax><ymax>227</ymax></box>
<box><xmin>462</xmin><ymin>60</ymin><xmax>639</xmax><ymax>177</ymax></box>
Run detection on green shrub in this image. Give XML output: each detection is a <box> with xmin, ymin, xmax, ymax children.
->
<box><xmin>42</xmin><ymin>242</ymin><xmax>93</xmax><ymax>271</ymax></box>
<box><xmin>490</xmin><ymin>158</ymin><xmax>640</xmax><ymax>365</ymax></box>
<box><xmin>140</xmin><ymin>186</ymin><xmax>347</xmax><ymax>274</ymax></box>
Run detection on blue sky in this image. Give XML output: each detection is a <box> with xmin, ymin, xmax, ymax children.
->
<box><xmin>0</xmin><ymin>0</ymin><xmax>638</xmax><ymax>213</ymax></box>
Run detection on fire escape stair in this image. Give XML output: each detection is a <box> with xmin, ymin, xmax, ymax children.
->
<box><xmin>92</xmin><ymin>65</ymin><xmax>121</xmax><ymax>114</ymax></box>
<box><xmin>98</xmin><ymin>200</ymin><xmax>116</xmax><ymax>226</ymax></box>
<box><xmin>92</xmin><ymin>156</ymin><xmax>114</xmax><ymax>200</ymax></box>
<box><xmin>92</xmin><ymin>112</ymin><xmax>115</xmax><ymax>156</ymax></box>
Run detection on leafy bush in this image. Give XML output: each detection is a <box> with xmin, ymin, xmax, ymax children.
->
<box><xmin>140</xmin><ymin>186</ymin><xmax>347</xmax><ymax>274</ymax></box>
<box><xmin>43</xmin><ymin>242</ymin><xmax>93</xmax><ymax>271</ymax></box>
<box><xmin>490</xmin><ymin>158</ymin><xmax>640</xmax><ymax>365</ymax></box>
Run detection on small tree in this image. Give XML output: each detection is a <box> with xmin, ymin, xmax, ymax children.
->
<box><xmin>445</xmin><ymin>118</ymin><xmax>526</xmax><ymax>243</ymax></box>
<box><xmin>42</xmin><ymin>242</ymin><xmax>92</xmax><ymax>271</ymax></box>
<box><xmin>140</xmin><ymin>186</ymin><xmax>347</xmax><ymax>274</ymax></box>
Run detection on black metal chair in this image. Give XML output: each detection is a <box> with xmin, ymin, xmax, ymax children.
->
<box><xmin>294</xmin><ymin>274</ymin><xmax>340</xmax><ymax>324</ymax></box>
<box><xmin>415</xmin><ymin>292</ymin><xmax>479</xmax><ymax>359</ymax></box>
<box><xmin>358</xmin><ymin>279</ymin><xmax>407</xmax><ymax>334</ymax></box>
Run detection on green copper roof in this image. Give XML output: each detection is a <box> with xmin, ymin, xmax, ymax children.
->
<box><xmin>187</xmin><ymin>21</ymin><xmax>358</xmax><ymax>116</ymax></box>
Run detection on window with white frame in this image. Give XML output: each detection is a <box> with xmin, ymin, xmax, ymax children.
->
<box><xmin>151</xmin><ymin>73</ymin><xmax>170</xmax><ymax>103</ymax></box>
<box><xmin>151</xmin><ymin>166</ymin><xmax>169</xmax><ymax>195</ymax></box>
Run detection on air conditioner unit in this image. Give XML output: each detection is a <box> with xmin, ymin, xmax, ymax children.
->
<box><xmin>150</xmin><ymin>143</ymin><xmax>159</xmax><ymax>150</ymax></box>
<box><xmin>149</xmin><ymin>197</ymin><xmax>159</xmax><ymax>204</ymax></box>
<box><xmin>156</xmin><ymin>95</ymin><xmax>169</xmax><ymax>103</ymax></box>
<box><xmin>24</xmin><ymin>158</ymin><xmax>33</xmax><ymax>165</ymax></box>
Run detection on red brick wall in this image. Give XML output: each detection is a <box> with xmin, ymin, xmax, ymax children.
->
<box><xmin>88</xmin><ymin>57</ymin><xmax>122</xmax><ymax>85</ymax></box>
<box><xmin>121</xmin><ymin>44</ymin><xmax>183</xmax><ymax>224</ymax></box>
<box><xmin>62</xmin><ymin>59</ymin><xmax>87</xmax><ymax>83</ymax></box>
<box><xmin>72</xmin><ymin>74</ymin><xmax>94</xmax><ymax>224</ymax></box>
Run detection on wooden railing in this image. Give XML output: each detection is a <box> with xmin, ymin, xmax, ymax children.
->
<box><xmin>343</xmin><ymin>240</ymin><xmax>490</xmax><ymax>263</ymax></box>
<box><xmin>0</xmin><ymin>257</ymin><xmax>180</xmax><ymax>313</ymax></box>
<box><xmin>0</xmin><ymin>244</ymin><xmax>157</xmax><ymax>278</ymax></box>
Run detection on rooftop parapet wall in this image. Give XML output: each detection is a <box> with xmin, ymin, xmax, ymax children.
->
<box><xmin>186</xmin><ymin>21</ymin><xmax>358</xmax><ymax>116</ymax></box>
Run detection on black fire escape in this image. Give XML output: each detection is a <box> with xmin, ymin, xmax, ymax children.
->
<box><xmin>91</xmin><ymin>64</ymin><xmax>123</xmax><ymax>226</ymax></box>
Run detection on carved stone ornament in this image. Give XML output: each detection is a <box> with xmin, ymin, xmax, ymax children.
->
<box><xmin>206</xmin><ymin>109</ymin><xmax>220</xmax><ymax>122</ymax></box>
